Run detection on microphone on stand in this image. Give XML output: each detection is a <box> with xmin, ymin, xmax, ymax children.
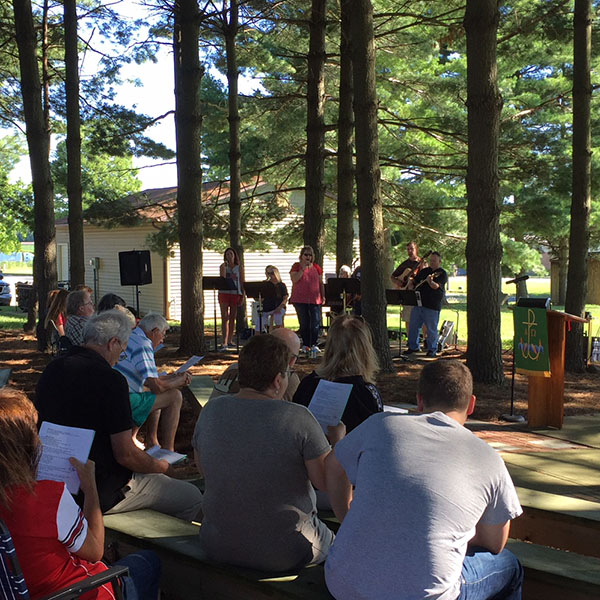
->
<box><xmin>505</xmin><ymin>275</ymin><xmax>529</xmax><ymax>285</ymax></box>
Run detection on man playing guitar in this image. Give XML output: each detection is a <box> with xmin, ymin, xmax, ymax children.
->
<box><xmin>391</xmin><ymin>242</ymin><xmax>427</xmax><ymax>337</ymax></box>
<box><xmin>403</xmin><ymin>251</ymin><xmax>448</xmax><ymax>358</ymax></box>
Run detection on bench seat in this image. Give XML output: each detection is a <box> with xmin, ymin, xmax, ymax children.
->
<box><xmin>506</xmin><ymin>539</ymin><xmax>600</xmax><ymax>600</ymax></box>
<box><xmin>105</xmin><ymin>508</ymin><xmax>600</xmax><ymax>600</ymax></box>
<box><xmin>512</xmin><ymin>486</ymin><xmax>600</xmax><ymax>558</ymax></box>
<box><xmin>103</xmin><ymin>510</ymin><xmax>332</xmax><ymax>600</ymax></box>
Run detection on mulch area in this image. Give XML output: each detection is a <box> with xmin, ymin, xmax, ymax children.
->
<box><xmin>2</xmin><ymin>328</ymin><xmax>599</xmax><ymax>463</ymax></box>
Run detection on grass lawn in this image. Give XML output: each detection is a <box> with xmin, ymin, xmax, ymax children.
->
<box><xmin>0</xmin><ymin>305</ymin><xmax>27</xmax><ymax>329</ymax></box>
<box><xmin>5</xmin><ymin>277</ymin><xmax>599</xmax><ymax>346</ymax></box>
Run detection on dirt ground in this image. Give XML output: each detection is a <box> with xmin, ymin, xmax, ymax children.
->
<box><xmin>2</xmin><ymin>328</ymin><xmax>599</xmax><ymax>460</ymax></box>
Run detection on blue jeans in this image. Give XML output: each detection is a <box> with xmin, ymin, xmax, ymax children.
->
<box><xmin>294</xmin><ymin>303</ymin><xmax>321</xmax><ymax>347</ymax></box>
<box><xmin>458</xmin><ymin>548</ymin><xmax>523</xmax><ymax>600</ymax></box>
<box><xmin>116</xmin><ymin>550</ymin><xmax>161</xmax><ymax>600</ymax></box>
<box><xmin>408</xmin><ymin>306</ymin><xmax>440</xmax><ymax>353</ymax></box>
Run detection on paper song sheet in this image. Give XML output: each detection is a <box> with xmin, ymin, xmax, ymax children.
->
<box><xmin>307</xmin><ymin>379</ymin><xmax>352</xmax><ymax>434</ymax></box>
<box><xmin>176</xmin><ymin>355</ymin><xmax>203</xmax><ymax>373</ymax></box>
<box><xmin>37</xmin><ymin>422</ymin><xmax>95</xmax><ymax>494</ymax></box>
<box><xmin>146</xmin><ymin>445</ymin><xmax>187</xmax><ymax>465</ymax></box>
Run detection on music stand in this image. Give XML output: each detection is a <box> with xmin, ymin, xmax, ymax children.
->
<box><xmin>244</xmin><ymin>281</ymin><xmax>277</xmax><ymax>334</ymax></box>
<box><xmin>203</xmin><ymin>276</ymin><xmax>232</xmax><ymax>352</ymax></box>
<box><xmin>386</xmin><ymin>289</ymin><xmax>421</xmax><ymax>357</ymax></box>
<box><xmin>326</xmin><ymin>278</ymin><xmax>361</xmax><ymax>314</ymax></box>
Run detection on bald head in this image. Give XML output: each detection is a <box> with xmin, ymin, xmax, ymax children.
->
<box><xmin>270</xmin><ymin>327</ymin><xmax>301</xmax><ymax>361</ymax></box>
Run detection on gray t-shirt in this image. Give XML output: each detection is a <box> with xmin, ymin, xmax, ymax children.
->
<box><xmin>192</xmin><ymin>395</ymin><xmax>331</xmax><ymax>571</ymax></box>
<box><xmin>325</xmin><ymin>412</ymin><xmax>522</xmax><ymax>600</ymax></box>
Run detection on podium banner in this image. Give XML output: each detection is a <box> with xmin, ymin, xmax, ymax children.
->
<box><xmin>513</xmin><ymin>307</ymin><xmax>551</xmax><ymax>377</ymax></box>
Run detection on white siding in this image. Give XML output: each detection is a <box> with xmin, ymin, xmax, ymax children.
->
<box><xmin>58</xmin><ymin>222</ymin><xmax>354</xmax><ymax>323</ymax></box>
<box><xmin>56</xmin><ymin>224</ymin><xmax>166</xmax><ymax>316</ymax></box>
<box><xmin>167</xmin><ymin>245</ymin><xmax>340</xmax><ymax>322</ymax></box>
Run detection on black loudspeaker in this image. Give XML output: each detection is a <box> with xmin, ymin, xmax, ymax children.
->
<box><xmin>516</xmin><ymin>297</ymin><xmax>550</xmax><ymax>309</ymax></box>
<box><xmin>119</xmin><ymin>250</ymin><xmax>152</xmax><ymax>286</ymax></box>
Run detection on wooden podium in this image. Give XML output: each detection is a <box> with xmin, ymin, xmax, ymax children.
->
<box><xmin>527</xmin><ymin>310</ymin><xmax>588</xmax><ymax>429</ymax></box>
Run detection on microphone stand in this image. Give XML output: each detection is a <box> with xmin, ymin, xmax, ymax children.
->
<box><xmin>501</xmin><ymin>276</ymin><xmax>526</xmax><ymax>423</ymax></box>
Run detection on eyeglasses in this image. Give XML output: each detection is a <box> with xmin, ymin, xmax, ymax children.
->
<box><xmin>303</xmin><ymin>253</ymin><xmax>313</xmax><ymax>257</ymax></box>
<box><xmin>266</xmin><ymin>271</ymin><xmax>275</xmax><ymax>275</ymax></box>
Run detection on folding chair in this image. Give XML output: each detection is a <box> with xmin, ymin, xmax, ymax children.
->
<box><xmin>0</xmin><ymin>517</ymin><xmax>128</xmax><ymax>600</ymax></box>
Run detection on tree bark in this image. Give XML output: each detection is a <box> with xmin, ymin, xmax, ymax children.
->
<box><xmin>174</xmin><ymin>0</ymin><xmax>205</xmax><ymax>354</ymax></box>
<box><xmin>336</xmin><ymin>0</ymin><xmax>354</xmax><ymax>273</ymax></box>
<box><xmin>464</xmin><ymin>0</ymin><xmax>504</xmax><ymax>384</ymax></box>
<box><xmin>304</xmin><ymin>0</ymin><xmax>326</xmax><ymax>265</ymax></box>
<box><xmin>351</xmin><ymin>0</ymin><xmax>393</xmax><ymax>372</ymax></box>
<box><xmin>224</xmin><ymin>0</ymin><xmax>247</xmax><ymax>331</ymax></box>
<box><xmin>565</xmin><ymin>0</ymin><xmax>592</xmax><ymax>372</ymax></box>
<box><xmin>64</xmin><ymin>0</ymin><xmax>85</xmax><ymax>288</ymax></box>
<box><xmin>13</xmin><ymin>0</ymin><xmax>57</xmax><ymax>350</ymax></box>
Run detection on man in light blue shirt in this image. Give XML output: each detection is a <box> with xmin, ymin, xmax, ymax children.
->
<box><xmin>116</xmin><ymin>313</ymin><xmax>192</xmax><ymax>451</ymax></box>
<box><xmin>325</xmin><ymin>360</ymin><xmax>523</xmax><ymax>600</ymax></box>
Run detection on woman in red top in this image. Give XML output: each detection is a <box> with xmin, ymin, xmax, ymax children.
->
<box><xmin>289</xmin><ymin>245</ymin><xmax>324</xmax><ymax>352</ymax></box>
<box><xmin>45</xmin><ymin>288</ymin><xmax>68</xmax><ymax>337</ymax></box>
<box><xmin>0</xmin><ymin>388</ymin><xmax>160</xmax><ymax>600</ymax></box>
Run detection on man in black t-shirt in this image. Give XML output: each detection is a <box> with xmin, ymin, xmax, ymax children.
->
<box><xmin>36</xmin><ymin>310</ymin><xmax>202</xmax><ymax>520</ymax></box>
<box><xmin>404</xmin><ymin>251</ymin><xmax>448</xmax><ymax>358</ymax></box>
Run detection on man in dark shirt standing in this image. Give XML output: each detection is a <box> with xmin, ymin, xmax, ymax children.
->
<box><xmin>36</xmin><ymin>310</ymin><xmax>202</xmax><ymax>520</ymax></box>
<box><xmin>404</xmin><ymin>251</ymin><xmax>448</xmax><ymax>358</ymax></box>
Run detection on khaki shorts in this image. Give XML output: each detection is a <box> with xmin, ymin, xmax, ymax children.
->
<box><xmin>402</xmin><ymin>304</ymin><xmax>413</xmax><ymax>322</ymax></box>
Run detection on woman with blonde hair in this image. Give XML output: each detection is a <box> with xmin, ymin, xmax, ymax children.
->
<box><xmin>293</xmin><ymin>314</ymin><xmax>383</xmax><ymax>432</ymax></box>
<box><xmin>0</xmin><ymin>387</ymin><xmax>160</xmax><ymax>599</ymax></box>
<box><xmin>261</xmin><ymin>265</ymin><xmax>288</xmax><ymax>331</ymax></box>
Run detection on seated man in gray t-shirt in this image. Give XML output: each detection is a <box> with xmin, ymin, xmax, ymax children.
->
<box><xmin>193</xmin><ymin>334</ymin><xmax>344</xmax><ymax>572</ymax></box>
<box><xmin>325</xmin><ymin>360</ymin><xmax>523</xmax><ymax>600</ymax></box>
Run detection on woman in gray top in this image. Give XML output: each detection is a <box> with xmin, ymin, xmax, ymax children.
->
<box><xmin>192</xmin><ymin>334</ymin><xmax>344</xmax><ymax>572</ymax></box>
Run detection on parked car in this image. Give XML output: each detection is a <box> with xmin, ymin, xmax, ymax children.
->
<box><xmin>0</xmin><ymin>279</ymin><xmax>11</xmax><ymax>306</ymax></box>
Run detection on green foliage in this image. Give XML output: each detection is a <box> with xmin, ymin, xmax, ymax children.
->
<box><xmin>0</xmin><ymin>135</ymin><xmax>32</xmax><ymax>250</ymax></box>
<box><xmin>51</xmin><ymin>132</ymin><xmax>143</xmax><ymax>216</ymax></box>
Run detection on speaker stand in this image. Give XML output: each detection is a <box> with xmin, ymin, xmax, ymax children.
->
<box><xmin>135</xmin><ymin>284</ymin><xmax>140</xmax><ymax>317</ymax></box>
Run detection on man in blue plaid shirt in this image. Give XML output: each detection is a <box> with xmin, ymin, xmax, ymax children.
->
<box><xmin>116</xmin><ymin>313</ymin><xmax>191</xmax><ymax>451</ymax></box>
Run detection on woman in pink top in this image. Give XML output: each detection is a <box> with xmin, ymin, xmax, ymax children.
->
<box><xmin>289</xmin><ymin>245</ymin><xmax>324</xmax><ymax>352</ymax></box>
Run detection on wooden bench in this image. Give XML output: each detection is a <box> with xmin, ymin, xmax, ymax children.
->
<box><xmin>511</xmin><ymin>486</ymin><xmax>600</xmax><ymax>558</ymax></box>
<box><xmin>103</xmin><ymin>510</ymin><xmax>332</xmax><ymax>600</ymax></box>
<box><xmin>104</xmin><ymin>495</ymin><xmax>600</xmax><ymax>600</ymax></box>
<box><xmin>506</xmin><ymin>539</ymin><xmax>600</xmax><ymax>600</ymax></box>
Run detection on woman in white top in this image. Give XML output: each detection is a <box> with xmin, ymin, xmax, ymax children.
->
<box><xmin>218</xmin><ymin>247</ymin><xmax>244</xmax><ymax>350</ymax></box>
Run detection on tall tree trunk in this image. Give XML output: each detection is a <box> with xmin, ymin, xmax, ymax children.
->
<box><xmin>336</xmin><ymin>0</ymin><xmax>354</xmax><ymax>273</ymax></box>
<box><xmin>174</xmin><ymin>0</ymin><xmax>205</xmax><ymax>354</ymax></box>
<box><xmin>464</xmin><ymin>0</ymin><xmax>504</xmax><ymax>384</ymax></box>
<box><xmin>225</xmin><ymin>0</ymin><xmax>246</xmax><ymax>331</ymax></box>
<box><xmin>565</xmin><ymin>0</ymin><xmax>592</xmax><ymax>372</ymax></box>
<box><xmin>304</xmin><ymin>0</ymin><xmax>326</xmax><ymax>265</ymax></box>
<box><xmin>13</xmin><ymin>0</ymin><xmax>57</xmax><ymax>350</ymax></box>
<box><xmin>557</xmin><ymin>239</ymin><xmax>568</xmax><ymax>305</ymax></box>
<box><xmin>352</xmin><ymin>0</ymin><xmax>393</xmax><ymax>372</ymax></box>
<box><xmin>64</xmin><ymin>0</ymin><xmax>84</xmax><ymax>288</ymax></box>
